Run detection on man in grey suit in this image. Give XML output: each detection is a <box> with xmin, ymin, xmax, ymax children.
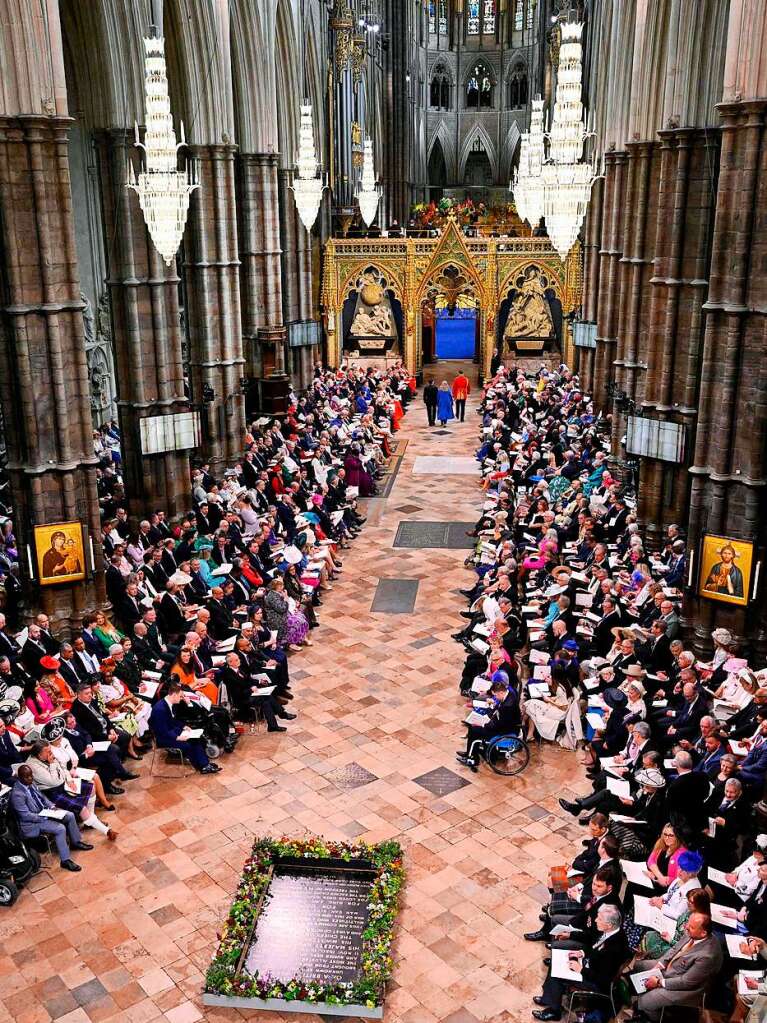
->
<box><xmin>628</xmin><ymin>912</ymin><xmax>722</xmax><ymax>1021</ymax></box>
<box><xmin>10</xmin><ymin>764</ymin><xmax>92</xmax><ymax>872</ymax></box>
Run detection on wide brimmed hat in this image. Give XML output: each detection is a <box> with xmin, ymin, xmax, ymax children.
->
<box><xmin>625</xmin><ymin>664</ymin><xmax>646</xmax><ymax>679</ymax></box>
<box><xmin>711</xmin><ymin>628</ymin><xmax>734</xmax><ymax>646</ymax></box>
<box><xmin>40</xmin><ymin>655</ymin><xmax>60</xmax><ymax>671</ymax></box>
<box><xmin>634</xmin><ymin>768</ymin><xmax>666</xmax><ymax>789</ymax></box>
<box><xmin>168</xmin><ymin>570</ymin><xmax>193</xmax><ymax>586</ymax></box>
<box><xmin>41</xmin><ymin>716</ymin><xmax>66</xmax><ymax>742</ymax></box>
<box><xmin>0</xmin><ymin>698</ymin><xmax>20</xmax><ymax>721</ymax></box>
<box><xmin>604</xmin><ymin>687</ymin><xmax>628</xmax><ymax>709</ymax></box>
<box><xmin>562</xmin><ymin>639</ymin><xmax>579</xmax><ymax>652</ymax></box>
<box><xmin>724</xmin><ymin>657</ymin><xmax>748</xmax><ymax>673</ymax></box>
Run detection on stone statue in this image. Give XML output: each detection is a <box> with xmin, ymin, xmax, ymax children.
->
<box><xmin>350</xmin><ymin>303</ymin><xmax>393</xmax><ymax>337</ymax></box>
<box><xmin>503</xmin><ymin>267</ymin><xmax>555</xmax><ymax>341</ymax></box>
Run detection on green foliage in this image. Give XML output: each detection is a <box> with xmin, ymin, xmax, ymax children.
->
<box><xmin>204</xmin><ymin>836</ymin><xmax>404</xmax><ymax>1007</ymax></box>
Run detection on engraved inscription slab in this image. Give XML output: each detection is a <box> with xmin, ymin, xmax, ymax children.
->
<box><xmin>412</xmin><ymin>766</ymin><xmax>471</xmax><ymax>796</ymax></box>
<box><xmin>244</xmin><ymin>869</ymin><xmax>373</xmax><ymax>986</ymax></box>
<box><xmin>393</xmin><ymin>521</ymin><xmax>476</xmax><ymax>549</ymax></box>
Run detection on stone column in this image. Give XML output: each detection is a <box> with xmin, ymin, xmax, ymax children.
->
<box><xmin>95</xmin><ymin>129</ymin><xmax>191</xmax><ymax>516</ymax></box>
<box><xmin>237</xmin><ymin>152</ymin><xmax>287</xmax><ymax>389</ymax></box>
<box><xmin>183</xmin><ymin>143</ymin><xmax>245</xmax><ymax>469</ymax></box>
<box><xmin>593</xmin><ymin>150</ymin><xmax>627</xmax><ymax>413</ymax></box>
<box><xmin>687</xmin><ymin>99</ymin><xmax>767</xmax><ymax>654</ymax></box>
<box><xmin>277</xmin><ymin>168</ymin><xmax>314</xmax><ymax>392</ymax></box>
<box><xmin>0</xmin><ymin>115</ymin><xmax>105</xmax><ymax>629</ymax></box>
<box><xmin>639</xmin><ymin>127</ymin><xmax>719</xmax><ymax>542</ymax></box>
<box><xmin>578</xmin><ymin>175</ymin><xmax>603</xmax><ymax>390</ymax></box>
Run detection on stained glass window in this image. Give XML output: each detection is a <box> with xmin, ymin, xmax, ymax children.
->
<box><xmin>514</xmin><ymin>0</ymin><xmax>524</xmax><ymax>31</ymax></box>
<box><xmin>438</xmin><ymin>0</ymin><xmax>448</xmax><ymax>34</ymax></box>
<box><xmin>428</xmin><ymin>1</ymin><xmax>435</xmax><ymax>33</ymax></box>
<box><xmin>483</xmin><ymin>0</ymin><xmax>495</xmax><ymax>34</ymax></box>
<box><xmin>528</xmin><ymin>0</ymin><xmax>535</xmax><ymax>28</ymax></box>
<box><xmin>468</xmin><ymin>0</ymin><xmax>480</xmax><ymax>34</ymax></box>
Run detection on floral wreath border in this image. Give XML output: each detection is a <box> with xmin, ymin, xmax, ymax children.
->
<box><xmin>204</xmin><ymin>836</ymin><xmax>405</xmax><ymax>1010</ymax></box>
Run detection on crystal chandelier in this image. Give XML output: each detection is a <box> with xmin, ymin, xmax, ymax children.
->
<box><xmin>127</xmin><ymin>31</ymin><xmax>199</xmax><ymax>266</ymax></box>
<box><xmin>541</xmin><ymin>21</ymin><xmax>596</xmax><ymax>262</ymax></box>
<box><xmin>511</xmin><ymin>97</ymin><xmax>545</xmax><ymax>227</ymax></box>
<box><xmin>293</xmin><ymin>103</ymin><xmax>325</xmax><ymax>231</ymax></box>
<box><xmin>356</xmin><ymin>137</ymin><xmax>381</xmax><ymax>226</ymax></box>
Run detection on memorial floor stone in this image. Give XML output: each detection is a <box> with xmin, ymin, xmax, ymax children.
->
<box><xmin>393</xmin><ymin>520</ymin><xmax>477</xmax><ymax>549</ymax></box>
<box><xmin>244</xmin><ymin>869</ymin><xmax>372</xmax><ymax>985</ymax></box>
<box><xmin>325</xmin><ymin>761</ymin><xmax>379</xmax><ymax>790</ymax></box>
<box><xmin>412</xmin><ymin>454</ymin><xmax>478</xmax><ymax>474</ymax></box>
<box><xmin>370</xmin><ymin>577</ymin><xmax>419</xmax><ymax>613</ymax></box>
<box><xmin>412</xmin><ymin>766</ymin><xmax>472</xmax><ymax>796</ymax></box>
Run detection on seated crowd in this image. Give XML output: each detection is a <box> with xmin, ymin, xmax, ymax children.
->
<box><xmin>0</xmin><ymin>363</ymin><xmax>414</xmax><ymax>874</ymax></box>
<box><xmin>454</xmin><ymin>364</ymin><xmax>766</xmax><ymax>1023</ymax></box>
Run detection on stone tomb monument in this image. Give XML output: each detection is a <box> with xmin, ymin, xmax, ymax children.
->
<box><xmin>204</xmin><ymin>855</ymin><xmax>385</xmax><ymax>1017</ymax></box>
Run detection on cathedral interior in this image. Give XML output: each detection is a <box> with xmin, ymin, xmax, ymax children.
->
<box><xmin>1</xmin><ymin>1</ymin><xmax>767</xmax><ymax>1020</ymax></box>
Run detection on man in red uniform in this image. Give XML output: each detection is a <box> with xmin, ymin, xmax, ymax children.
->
<box><xmin>451</xmin><ymin>371</ymin><xmax>471</xmax><ymax>422</ymax></box>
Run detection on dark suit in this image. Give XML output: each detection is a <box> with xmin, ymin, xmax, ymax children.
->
<box><xmin>207</xmin><ymin>599</ymin><xmax>235</xmax><ymax>640</ymax></box>
<box><xmin>159</xmin><ymin>592</ymin><xmax>187</xmax><ymax>639</ymax></box>
<box><xmin>20</xmin><ymin>639</ymin><xmax>48</xmax><ymax>678</ymax></box>
<box><xmin>149</xmin><ymin>698</ymin><xmax>208</xmax><ymax>770</ymax></box>
<box><xmin>58</xmin><ymin>657</ymin><xmax>84</xmax><ymax>693</ymax></box>
<box><xmin>541</xmin><ymin>928</ymin><xmax>629</xmax><ymax>1010</ymax></box>
<box><xmin>37</xmin><ymin>629</ymin><xmax>60</xmax><ymax>656</ymax></box>
<box><xmin>0</xmin><ymin>630</ymin><xmax>21</xmax><ymax>662</ymax></box>
<box><xmin>665</xmin><ymin>771</ymin><xmax>711</xmax><ymax>838</ymax></box>
<box><xmin>219</xmin><ymin>665</ymin><xmax>285</xmax><ymax>729</ymax></box>
<box><xmin>116</xmin><ymin>593</ymin><xmax>142</xmax><ymax>633</ymax></box>
<box><xmin>0</xmin><ymin>729</ymin><xmax>25</xmax><ymax>784</ymax></box>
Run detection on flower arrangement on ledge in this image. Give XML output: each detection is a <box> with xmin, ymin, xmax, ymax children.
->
<box><xmin>204</xmin><ymin>836</ymin><xmax>405</xmax><ymax>1010</ymax></box>
<box><xmin>411</xmin><ymin>196</ymin><xmax>487</xmax><ymax>228</ymax></box>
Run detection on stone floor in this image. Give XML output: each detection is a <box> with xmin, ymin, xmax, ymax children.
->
<box><xmin>1</xmin><ymin>382</ymin><xmax>594</xmax><ymax>1023</ymax></box>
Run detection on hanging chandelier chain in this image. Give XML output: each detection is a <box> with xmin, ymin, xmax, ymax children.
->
<box><xmin>127</xmin><ymin>31</ymin><xmax>199</xmax><ymax>266</ymax></box>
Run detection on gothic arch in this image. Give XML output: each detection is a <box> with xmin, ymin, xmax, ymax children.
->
<box><xmin>498</xmin><ymin>259</ymin><xmax>566</xmax><ymax>302</ymax></box>
<box><xmin>230</xmin><ymin>0</ymin><xmax>275</xmax><ymax>153</ymax></box>
<box><xmin>628</xmin><ymin>0</ymin><xmax>671</xmax><ymax>140</ymax></box>
<box><xmin>430</xmin><ymin>63</ymin><xmax>452</xmax><ymax>109</ymax></box>
<box><xmin>464</xmin><ymin>58</ymin><xmax>495</xmax><ymax>109</ymax></box>
<box><xmin>274</xmin><ymin>0</ymin><xmax>300</xmax><ymax>169</ymax></box>
<box><xmin>427</xmin><ymin>120</ymin><xmax>458</xmax><ymax>181</ymax></box>
<box><xmin>163</xmin><ymin>0</ymin><xmax>234</xmax><ymax>145</ymax></box>
<box><xmin>338</xmin><ymin>262</ymin><xmax>405</xmax><ymax>306</ymax></box>
<box><xmin>506</xmin><ymin>59</ymin><xmax>529</xmax><ymax>109</ymax></box>
<box><xmin>458</xmin><ymin>122</ymin><xmax>498</xmax><ymax>182</ymax></box>
<box><xmin>499</xmin><ymin>122</ymin><xmax>521</xmax><ymax>184</ymax></box>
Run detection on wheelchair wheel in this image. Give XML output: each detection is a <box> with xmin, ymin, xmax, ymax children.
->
<box><xmin>0</xmin><ymin>877</ymin><xmax>18</xmax><ymax>907</ymax></box>
<box><xmin>485</xmin><ymin>735</ymin><xmax>530</xmax><ymax>776</ymax></box>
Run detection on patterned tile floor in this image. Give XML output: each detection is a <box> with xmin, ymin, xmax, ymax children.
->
<box><xmin>1</xmin><ymin>382</ymin><xmax>592</xmax><ymax>1023</ymax></box>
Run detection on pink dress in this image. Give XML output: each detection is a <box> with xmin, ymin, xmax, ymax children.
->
<box><xmin>523</xmin><ymin>538</ymin><xmax>558</xmax><ymax>571</ymax></box>
<box><xmin>26</xmin><ymin>688</ymin><xmax>57</xmax><ymax>723</ymax></box>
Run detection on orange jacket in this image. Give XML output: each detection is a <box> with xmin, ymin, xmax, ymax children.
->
<box><xmin>452</xmin><ymin>375</ymin><xmax>470</xmax><ymax>400</ymax></box>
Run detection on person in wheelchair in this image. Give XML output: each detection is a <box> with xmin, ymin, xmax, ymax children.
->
<box><xmin>532</xmin><ymin>903</ymin><xmax>629</xmax><ymax>1021</ymax></box>
<box><xmin>456</xmin><ymin>673</ymin><xmax>521</xmax><ymax>771</ymax></box>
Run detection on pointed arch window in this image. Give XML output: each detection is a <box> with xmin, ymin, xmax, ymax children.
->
<box><xmin>508</xmin><ymin>62</ymin><xmax>528</xmax><ymax>109</ymax></box>
<box><xmin>483</xmin><ymin>1</ymin><xmax>496</xmax><ymax>34</ymax></box>
<box><xmin>467</xmin><ymin>0</ymin><xmax>480</xmax><ymax>34</ymax></box>
<box><xmin>466</xmin><ymin>62</ymin><xmax>493</xmax><ymax>109</ymax></box>
<box><xmin>430</xmin><ymin>67</ymin><xmax>451</xmax><ymax>110</ymax></box>
<box><xmin>429</xmin><ymin>1</ymin><xmax>447</xmax><ymax>33</ymax></box>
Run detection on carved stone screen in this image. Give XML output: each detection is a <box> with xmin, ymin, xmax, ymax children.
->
<box><xmin>244</xmin><ymin>865</ymin><xmax>374</xmax><ymax>986</ymax></box>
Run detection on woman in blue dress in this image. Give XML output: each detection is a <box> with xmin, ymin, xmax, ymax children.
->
<box><xmin>436</xmin><ymin>381</ymin><xmax>455</xmax><ymax>426</ymax></box>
